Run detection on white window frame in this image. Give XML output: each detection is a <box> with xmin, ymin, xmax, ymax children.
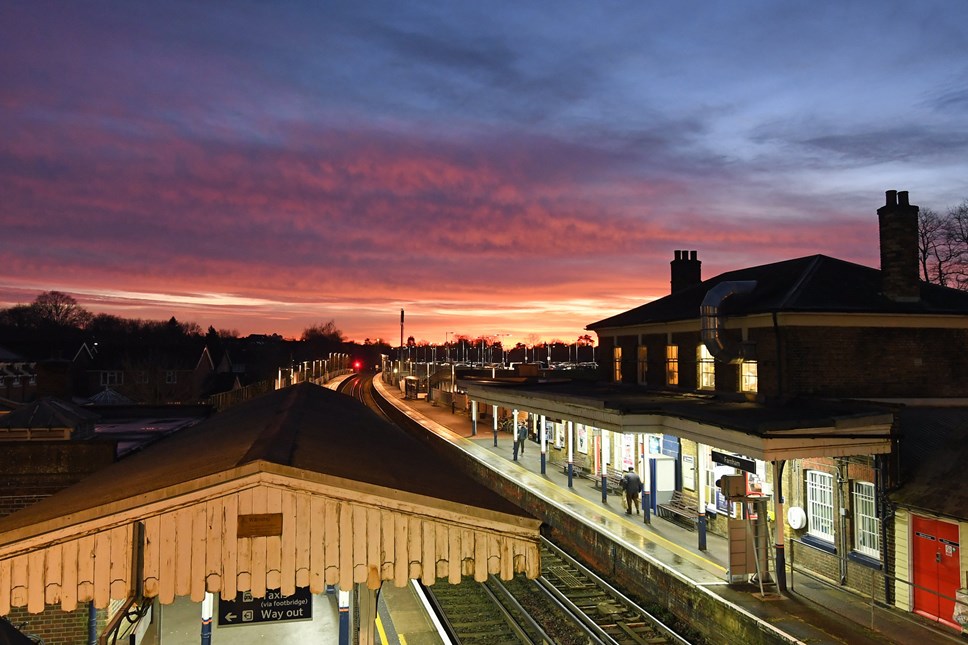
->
<box><xmin>740</xmin><ymin>361</ymin><xmax>758</xmax><ymax>393</ymax></box>
<box><xmin>666</xmin><ymin>345</ymin><xmax>678</xmax><ymax>385</ymax></box>
<box><xmin>165</xmin><ymin>370</ymin><xmax>177</xmax><ymax>384</ymax></box>
<box><xmin>806</xmin><ymin>470</ymin><xmax>835</xmax><ymax>541</ymax></box>
<box><xmin>100</xmin><ymin>371</ymin><xmax>123</xmax><ymax>387</ymax></box>
<box><xmin>697</xmin><ymin>344</ymin><xmax>715</xmax><ymax>390</ymax></box>
<box><xmin>853</xmin><ymin>481</ymin><xmax>880</xmax><ymax>558</ymax></box>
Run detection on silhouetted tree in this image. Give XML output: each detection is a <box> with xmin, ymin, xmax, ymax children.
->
<box><xmin>302</xmin><ymin>320</ymin><xmax>345</xmax><ymax>344</ymax></box>
<box><xmin>31</xmin><ymin>291</ymin><xmax>92</xmax><ymax>328</ymax></box>
<box><xmin>919</xmin><ymin>200</ymin><xmax>968</xmax><ymax>290</ymax></box>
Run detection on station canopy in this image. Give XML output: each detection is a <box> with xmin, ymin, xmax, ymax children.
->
<box><xmin>0</xmin><ymin>382</ymin><xmax>540</xmax><ymax>616</ymax></box>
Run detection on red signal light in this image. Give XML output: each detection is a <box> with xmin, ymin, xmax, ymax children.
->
<box><xmin>354</xmin><ymin>361</ymin><xmax>362</xmax><ymax>370</ymax></box>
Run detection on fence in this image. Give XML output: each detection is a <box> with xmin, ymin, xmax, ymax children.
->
<box><xmin>789</xmin><ymin>537</ymin><xmax>966</xmax><ymax>635</ymax></box>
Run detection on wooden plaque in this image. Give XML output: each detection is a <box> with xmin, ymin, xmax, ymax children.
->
<box><xmin>237</xmin><ymin>513</ymin><xmax>283</xmax><ymax>538</ymax></box>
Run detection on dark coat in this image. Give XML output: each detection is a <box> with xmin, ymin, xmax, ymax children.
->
<box><xmin>621</xmin><ymin>471</ymin><xmax>643</xmax><ymax>494</ymax></box>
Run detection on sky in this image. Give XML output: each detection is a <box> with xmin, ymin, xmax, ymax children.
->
<box><xmin>2</xmin><ymin>1</ymin><xmax>967</xmax><ymax>347</ymax></box>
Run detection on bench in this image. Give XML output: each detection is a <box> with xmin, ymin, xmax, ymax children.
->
<box><xmin>657</xmin><ymin>490</ymin><xmax>699</xmax><ymax>530</ymax></box>
<box><xmin>592</xmin><ymin>472</ymin><xmax>625</xmax><ymax>495</ymax></box>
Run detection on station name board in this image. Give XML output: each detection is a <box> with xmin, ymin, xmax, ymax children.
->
<box><xmin>711</xmin><ymin>450</ymin><xmax>756</xmax><ymax>473</ymax></box>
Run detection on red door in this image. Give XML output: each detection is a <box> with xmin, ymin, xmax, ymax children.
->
<box><xmin>912</xmin><ymin>515</ymin><xmax>962</xmax><ymax>629</ymax></box>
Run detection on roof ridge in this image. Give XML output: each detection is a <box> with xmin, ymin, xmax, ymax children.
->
<box><xmin>236</xmin><ymin>384</ymin><xmax>301</xmax><ymax>467</ymax></box>
<box><xmin>773</xmin><ymin>254</ymin><xmax>824</xmax><ymax>309</ymax></box>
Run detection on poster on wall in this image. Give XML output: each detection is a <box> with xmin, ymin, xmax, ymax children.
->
<box><xmin>682</xmin><ymin>454</ymin><xmax>696</xmax><ymax>491</ymax></box>
<box><xmin>554</xmin><ymin>422</ymin><xmax>563</xmax><ymax>448</ymax></box>
<box><xmin>622</xmin><ymin>434</ymin><xmax>635</xmax><ymax>470</ymax></box>
<box><xmin>648</xmin><ymin>434</ymin><xmax>660</xmax><ymax>455</ymax></box>
<box><xmin>576</xmin><ymin>426</ymin><xmax>588</xmax><ymax>453</ymax></box>
<box><xmin>602</xmin><ymin>430</ymin><xmax>610</xmax><ymax>465</ymax></box>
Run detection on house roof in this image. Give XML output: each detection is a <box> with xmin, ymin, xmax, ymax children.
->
<box><xmin>0</xmin><ymin>397</ymin><xmax>99</xmax><ymax>430</ymax></box>
<box><xmin>889</xmin><ymin>406</ymin><xmax>968</xmax><ymax>522</ymax></box>
<box><xmin>588</xmin><ymin>255</ymin><xmax>968</xmax><ymax>330</ymax></box>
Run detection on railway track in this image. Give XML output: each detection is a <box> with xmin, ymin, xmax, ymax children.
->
<box><xmin>339</xmin><ymin>373</ymin><xmax>695</xmax><ymax>645</ymax></box>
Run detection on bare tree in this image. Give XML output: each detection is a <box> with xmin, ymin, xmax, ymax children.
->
<box><xmin>919</xmin><ymin>200</ymin><xmax>968</xmax><ymax>290</ymax></box>
<box><xmin>31</xmin><ymin>291</ymin><xmax>92</xmax><ymax>328</ymax></box>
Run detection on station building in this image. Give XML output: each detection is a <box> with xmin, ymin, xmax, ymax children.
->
<box><xmin>457</xmin><ymin>190</ymin><xmax>968</xmax><ymax>631</ymax></box>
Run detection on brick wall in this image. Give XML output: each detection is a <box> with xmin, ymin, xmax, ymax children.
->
<box><xmin>0</xmin><ymin>441</ymin><xmax>116</xmax><ymax>519</ymax></box>
<box><xmin>781</xmin><ymin>326</ymin><xmax>968</xmax><ymax>398</ymax></box>
<box><xmin>5</xmin><ymin>603</ymin><xmax>107</xmax><ymax>645</ymax></box>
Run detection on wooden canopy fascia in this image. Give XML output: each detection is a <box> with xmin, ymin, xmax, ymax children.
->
<box><xmin>462</xmin><ymin>383</ymin><xmax>894</xmax><ymax>461</ymax></box>
<box><xmin>0</xmin><ymin>460</ymin><xmax>541</xmax><ymax>616</ymax></box>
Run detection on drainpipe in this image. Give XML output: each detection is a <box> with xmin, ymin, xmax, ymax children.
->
<box><xmin>836</xmin><ymin>459</ymin><xmax>847</xmax><ymax>585</ymax></box>
<box><xmin>88</xmin><ymin>601</ymin><xmax>97</xmax><ymax>644</ymax></box>
<box><xmin>773</xmin><ymin>460</ymin><xmax>787</xmax><ymax>592</ymax></box>
<box><xmin>701</xmin><ymin>281</ymin><xmax>757</xmax><ymax>363</ymax></box>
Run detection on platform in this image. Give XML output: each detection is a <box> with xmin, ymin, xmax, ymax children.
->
<box><xmin>375</xmin><ymin>377</ymin><xmax>965</xmax><ymax>645</ymax></box>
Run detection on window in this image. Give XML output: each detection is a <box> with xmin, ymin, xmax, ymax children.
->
<box><xmin>100</xmin><ymin>371</ymin><xmax>123</xmax><ymax>386</ymax></box>
<box><xmin>741</xmin><ymin>361</ymin><xmax>758</xmax><ymax>393</ymax></box>
<box><xmin>636</xmin><ymin>345</ymin><xmax>648</xmax><ymax>385</ymax></box>
<box><xmin>612</xmin><ymin>346</ymin><xmax>622</xmax><ymax>382</ymax></box>
<box><xmin>806</xmin><ymin>470</ymin><xmax>835</xmax><ymax>541</ymax></box>
<box><xmin>853</xmin><ymin>481</ymin><xmax>880</xmax><ymax>557</ymax></box>
<box><xmin>137</xmin><ymin>371</ymin><xmax>150</xmax><ymax>385</ymax></box>
<box><xmin>666</xmin><ymin>345</ymin><xmax>678</xmax><ymax>385</ymax></box>
<box><xmin>165</xmin><ymin>370</ymin><xmax>177</xmax><ymax>384</ymax></box>
<box><xmin>697</xmin><ymin>344</ymin><xmax>715</xmax><ymax>390</ymax></box>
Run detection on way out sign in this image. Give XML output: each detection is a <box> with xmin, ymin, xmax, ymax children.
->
<box><xmin>218</xmin><ymin>587</ymin><xmax>313</xmax><ymax>627</ymax></box>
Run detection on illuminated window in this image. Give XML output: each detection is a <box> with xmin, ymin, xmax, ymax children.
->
<box><xmin>666</xmin><ymin>345</ymin><xmax>678</xmax><ymax>385</ymax></box>
<box><xmin>741</xmin><ymin>361</ymin><xmax>758</xmax><ymax>393</ymax></box>
<box><xmin>612</xmin><ymin>346</ymin><xmax>622</xmax><ymax>382</ymax></box>
<box><xmin>636</xmin><ymin>345</ymin><xmax>648</xmax><ymax>385</ymax></box>
<box><xmin>697</xmin><ymin>345</ymin><xmax>715</xmax><ymax>390</ymax></box>
<box><xmin>853</xmin><ymin>482</ymin><xmax>880</xmax><ymax>557</ymax></box>
<box><xmin>806</xmin><ymin>470</ymin><xmax>834</xmax><ymax>541</ymax></box>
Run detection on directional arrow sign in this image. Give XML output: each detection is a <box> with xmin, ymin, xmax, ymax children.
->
<box><xmin>217</xmin><ymin>587</ymin><xmax>313</xmax><ymax>627</ymax></box>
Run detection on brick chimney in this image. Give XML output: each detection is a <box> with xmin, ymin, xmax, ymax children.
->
<box><xmin>877</xmin><ymin>190</ymin><xmax>920</xmax><ymax>302</ymax></box>
<box><xmin>670</xmin><ymin>250</ymin><xmax>702</xmax><ymax>294</ymax></box>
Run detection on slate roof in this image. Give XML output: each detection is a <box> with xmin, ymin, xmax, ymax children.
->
<box><xmin>889</xmin><ymin>406</ymin><xmax>968</xmax><ymax>522</ymax></box>
<box><xmin>0</xmin><ymin>382</ymin><xmax>530</xmax><ymax>534</ymax></box>
<box><xmin>0</xmin><ymin>397</ymin><xmax>99</xmax><ymax>430</ymax></box>
<box><xmin>588</xmin><ymin>255</ymin><xmax>968</xmax><ymax>330</ymax></box>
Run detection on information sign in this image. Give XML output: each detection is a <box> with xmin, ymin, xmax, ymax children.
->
<box><xmin>218</xmin><ymin>587</ymin><xmax>313</xmax><ymax>627</ymax></box>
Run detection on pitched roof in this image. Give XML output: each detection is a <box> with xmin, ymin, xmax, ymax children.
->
<box><xmin>889</xmin><ymin>406</ymin><xmax>968</xmax><ymax>521</ymax></box>
<box><xmin>588</xmin><ymin>255</ymin><xmax>968</xmax><ymax>330</ymax></box>
<box><xmin>0</xmin><ymin>397</ymin><xmax>99</xmax><ymax>430</ymax></box>
<box><xmin>0</xmin><ymin>382</ymin><xmax>529</xmax><ymax>536</ymax></box>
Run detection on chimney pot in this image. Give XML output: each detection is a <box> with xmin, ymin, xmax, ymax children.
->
<box><xmin>886</xmin><ymin>190</ymin><xmax>897</xmax><ymax>207</ymax></box>
<box><xmin>670</xmin><ymin>249</ymin><xmax>702</xmax><ymax>294</ymax></box>
<box><xmin>898</xmin><ymin>191</ymin><xmax>909</xmax><ymax>206</ymax></box>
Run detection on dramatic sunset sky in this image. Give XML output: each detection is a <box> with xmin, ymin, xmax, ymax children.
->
<box><xmin>2</xmin><ymin>2</ymin><xmax>967</xmax><ymax>346</ymax></box>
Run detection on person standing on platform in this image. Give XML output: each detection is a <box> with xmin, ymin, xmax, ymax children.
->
<box><xmin>620</xmin><ymin>467</ymin><xmax>643</xmax><ymax>514</ymax></box>
<box><xmin>512</xmin><ymin>422</ymin><xmax>527</xmax><ymax>460</ymax></box>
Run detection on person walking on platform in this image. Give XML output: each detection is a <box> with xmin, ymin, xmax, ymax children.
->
<box><xmin>512</xmin><ymin>422</ymin><xmax>527</xmax><ymax>460</ymax></box>
<box><xmin>620</xmin><ymin>467</ymin><xmax>643</xmax><ymax>515</ymax></box>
